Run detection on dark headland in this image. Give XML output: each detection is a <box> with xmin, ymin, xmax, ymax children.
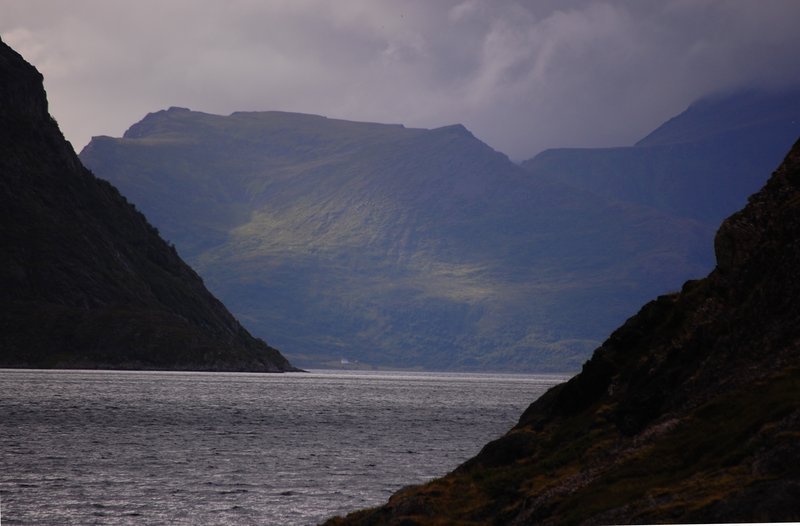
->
<box><xmin>325</xmin><ymin>139</ymin><xmax>800</xmax><ymax>523</ymax></box>
<box><xmin>0</xmin><ymin>38</ymin><xmax>296</xmax><ymax>372</ymax></box>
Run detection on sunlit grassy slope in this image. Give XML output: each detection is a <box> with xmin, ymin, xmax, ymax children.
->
<box><xmin>81</xmin><ymin>108</ymin><xmax>713</xmax><ymax>371</ymax></box>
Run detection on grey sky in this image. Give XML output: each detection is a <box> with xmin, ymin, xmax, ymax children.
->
<box><xmin>2</xmin><ymin>0</ymin><xmax>799</xmax><ymax>160</ymax></box>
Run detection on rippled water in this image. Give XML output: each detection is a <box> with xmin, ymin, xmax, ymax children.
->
<box><xmin>0</xmin><ymin>369</ymin><xmax>566</xmax><ymax>525</ymax></box>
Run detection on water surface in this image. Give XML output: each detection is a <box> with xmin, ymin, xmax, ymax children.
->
<box><xmin>0</xmin><ymin>369</ymin><xmax>566</xmax><ymax>525</ymax></box>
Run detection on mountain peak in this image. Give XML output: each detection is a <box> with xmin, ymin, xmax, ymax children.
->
<box><xmin>432</xmin><ymin>123</ymin><xmax>472</xmax><ymax>137</ymax></box>
<box><xmin>438</xmin><ymin>123</ymin><xmax>469</xmax><ymax>132</ymax></box>
<box><xmin>635</xmin><ymin>87</ymin><xmax>800</xmax><ymax>147</ymax></box>
<box><xmin>0</xmin><ymin>37</ymin><xmax>48</xmax><ymax>125</ymax></box>
<box><xmin>121</xmin><ymin>106</ymin><xmax>202</xmax><ymax>139</ymax></box>
<box><xmin>523</xmin><ymin>88</ymin><xmax>800</xmax><ymax>227</ymax></box>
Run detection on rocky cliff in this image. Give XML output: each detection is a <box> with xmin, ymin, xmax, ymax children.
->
<box><xmin>325</xmin><ymin>139</ymin><xmax>800</xmax><ymax>523</ymax></box>
<box><xmin>0</xmin><ymin>38</ymin><xmax>296</xmax><ymax>372</ymax></box>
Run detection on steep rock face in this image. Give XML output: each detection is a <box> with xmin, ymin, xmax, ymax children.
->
<box><xmin>325</xmin><ymin>139</ymin><xmax>800</xmax><ymax>524</ymax></box>
<box><xmin>80</xmin><ymin>108</ymin><xmax>712</xmax><ymax>372</ymax></box>
<box><xmin>0</xmin><ymin>38</ymin><xmax>295</xmax><ymax>372</ymax></box>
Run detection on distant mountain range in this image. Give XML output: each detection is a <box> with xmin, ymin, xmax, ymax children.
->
<box><xmin>79</xmin><ymin>104</ymin><xmax>741</xmax><ymax>371</ymax></box>
<box><xmin>523</xmin><ymin>89</ymin><xmax>800</xmax><ymax>225</ymax></box>
<box><xmin>0</xmin><ymin>38</ymin><xmax>296</xmax><ymax>372</ymax></box>
<box><xmin>325</xmin><ymin>137</ymin><xmax>800</xmax><ymax>525</ymax></box>
<box><xmin>80</xmin><ymin>89</ymin><xmax>799</xmax><ymax>372</ymax></box>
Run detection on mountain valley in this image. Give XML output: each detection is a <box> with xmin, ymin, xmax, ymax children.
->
<box><xmin>78</xmin><ymin>104</ymin><xmax>759</xmax><ymax>371</ymax></box>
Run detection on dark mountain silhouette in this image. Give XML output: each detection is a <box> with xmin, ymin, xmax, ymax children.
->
<box><xmin>0</xmin><ymin>38</ymin><xmax>296</xmax><ymax>372</ymax></box>
<box><xmin>324</xmin><ymin>138</ymin><xmax>800</xmax><ymax>525</ymax></box>
<box><xmin>80</xmin><ymin>109</ymin><xmax>711</xmax><ymax>372</ymax></box>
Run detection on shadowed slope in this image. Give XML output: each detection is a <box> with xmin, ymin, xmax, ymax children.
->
<box><xmin>0</xmin><ymin>38</ymin><xmax>295</xmax><ymax>372</ymax></box>
<box><xmin>524</xmin><ymin>88</ymin><xmax>800</xmax><ymax>226</ymax></box>
<box><xmin>324</xmin><ymin>139</ymin><xmax>800</xmax><ymax>524</ymax></box>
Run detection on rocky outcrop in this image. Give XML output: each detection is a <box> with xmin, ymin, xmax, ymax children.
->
<box><xmin>0</xmin><ymin>38</ymin><xmax>297</xmax><ymax>372</ymax></box>
<box><xmin>325</xmin><ymin>139</ymin><xmax>800</xmax><ymax>524</ymax></box>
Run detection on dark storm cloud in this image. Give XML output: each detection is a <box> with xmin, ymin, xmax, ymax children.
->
<box><xmin>2</xmin><ymin>0</ymin><xmax>799</xmax><ymax>159</ymax></box>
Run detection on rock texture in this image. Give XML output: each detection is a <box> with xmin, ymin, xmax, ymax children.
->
<box><xmin>324</xmin><ymin>139</ymin><xmax>800</xmax><ymax>524</ymax></box>
<box><xmin>0</xmin><ymin>38</ymin><xmax>296</xmax><ymax>372</ymax></box>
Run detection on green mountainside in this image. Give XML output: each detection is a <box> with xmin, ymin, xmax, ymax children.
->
<box><xmin>324</xmin><ymin>139</ymin><xmax>800</xmax><ymax>525</ymax></box>
<box><xmin>81</xmin><ymin>110</ymin><xmax>712</xmax><ymax>371</ymax></box>
<box><xmin>0</xmin><ymin>38</ymin><xmax>296</xmax><ymax>372</ymax></box>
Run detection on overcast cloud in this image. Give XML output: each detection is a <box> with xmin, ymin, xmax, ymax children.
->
<box><xmin>2</xmin><ymin>0</ymin><xmax>799</xmax><ymax>160</ymax></box>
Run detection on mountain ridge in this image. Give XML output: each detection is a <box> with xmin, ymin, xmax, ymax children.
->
<box><xmin>523</xmin><ymin>87</ymin><xmax>800</xmax><ymax>226</ymax></box>
<box><xmin>81</xmin><ymin>107</ymin><xmax>712</xmax><ymax>371</ymax></box>
<box><xmin>636</xmin><ymin>88</ymin><xmax>800</xmax><ymax>147</ymax></box>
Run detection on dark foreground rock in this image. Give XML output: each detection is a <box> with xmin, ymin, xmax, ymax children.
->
<box><xmin>0</xmin><ymin>38</ymin><xmax>296</xmax><ymax>372</ymax></box>
<box><xmin>324</xmin><ymin>139</ymin><xmax>800</xmax><ymax>524</ymax></box>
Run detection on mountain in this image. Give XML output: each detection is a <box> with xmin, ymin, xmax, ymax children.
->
<box><xmin>523</xmin><ymin>88</ymin><xmax>800</xmax><ymax>226</ymax></box>
<box><xmin>324</xmin><ymin>139</ymin><xmax>800</xmax><ymax>525</ymax></box>
<box><xmin>80</xmin><ymin>109</ymin><xmax>712</xmax><ymax>372</ymax></box>
<box><xmin>0</xmin><ymin>38</ymin><xmax>296</xmax><ymax>372</ymax></box>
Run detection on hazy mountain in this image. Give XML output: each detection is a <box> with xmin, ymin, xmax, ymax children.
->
<box><xmin>0</xmin><ymin>38</ymin><xmax>295</xmax><ymax>372</ymax></box>
<box><xmin>81</xmin><ymin>109</ymin><xmax>711</xmax><ymax>371</ymax></box>
<box><xmin>523</xmin><ymin>88</ymin><xmax>800</xmax><ymax>226</ymax></box>
<box><xmin>325</xmin><ymin>139</ymin><xmax>800</xmax><ymax>525</ymax></box>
